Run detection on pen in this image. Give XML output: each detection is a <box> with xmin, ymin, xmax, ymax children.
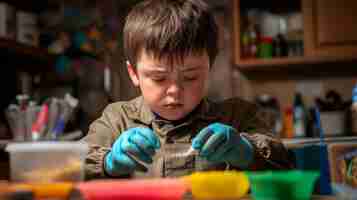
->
<box><xmin>25</xmin><ymin>102</ymin><xmax>38</xmax><ymax>141</ymax></box>
<box><xmin>31</xmin><ymin>104</ymin><xmax>49</xmax><ymax>141</ymax></box>
<box><xmin>47</xmin><ymin>98</ymin><xmax>60</xmax><ymax>140</ymax></box>
<box><xmin>5</xmin><ymin>105</ymin><xmax>22</xmax><ymax>141</ymax></box>
<box><xmin>16</xmin><ymin>94</ymin><xmax>29</xmax><ymax>111</ymax></box>
<box><xmin>51</xmin><ymin>94</ymin><xmax>78</xmax><ymax>140</ymax></box>
<box><xmin>63</xmin><ymin>93</ymin><xmax>79</xmax><ymax>123</ymax></box>
<box><xmin>51</xmin><ymin>116</ymin><xmax>65</xmax><ymax>140</ymax></box>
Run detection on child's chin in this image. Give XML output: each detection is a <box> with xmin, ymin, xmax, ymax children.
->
<box><xmin>160</xmin><ymin>111</ymin><xmax>187</xmax><ymax>121</ymax></box>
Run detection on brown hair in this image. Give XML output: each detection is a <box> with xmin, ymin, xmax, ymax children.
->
<box><xmin>123</xmin><ymin>0</ymin><xmax>218</xmax><ymax>67</ymax></box>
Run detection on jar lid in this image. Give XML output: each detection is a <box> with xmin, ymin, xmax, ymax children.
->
<box><xmin>261</xmin><ymin>37</ymin><xmax>273</xmax><ymax>43</ymax></box>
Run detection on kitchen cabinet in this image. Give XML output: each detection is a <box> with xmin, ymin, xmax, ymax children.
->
<box><xmin>303</xmin><ymin>0</ymin><xmax>357</xmax><ymax>57</ymax></box>
<box><xmin>232</xmin><ymin>0</ymin><xmax>304</xmax><ymax>69</ymax></box>
<box><xmin>232</xmin><ymin>0</ymin><xmax>357</xmax><ymax>72</ymax></box>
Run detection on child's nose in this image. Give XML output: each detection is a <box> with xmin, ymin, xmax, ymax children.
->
<box><xmin>166</xmin><ymin>82</ymin><xmax>183</xmax><ymax>96</ymax></box>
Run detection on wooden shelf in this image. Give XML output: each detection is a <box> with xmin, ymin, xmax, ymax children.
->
<box><xmin>237</xmin><ymin>56</ymin><xmax>357</xmax><ymax>69</ymax></box>
<box><xmin>1</xmin><ymin>0</ymin><xmax>55</xmax><ymax>13</ymax></box>
<box><xmin>0</xmin><ymin>38</ymin><xmax>55</xmax><ymax>73</ymax></box>
<box><xmin>234</xmin><ymin>55</ymin><xmax>357</xmax><ymax>79</ymax></box>
<box><xmin>232</xmin><ymin>0</ymin><xmax>357</xmax><ymax>78</ymax></box>
<box><xmin>0</xmin><ymin>38</ymin><xmax>50</xmax><ymax>59</ymax></box>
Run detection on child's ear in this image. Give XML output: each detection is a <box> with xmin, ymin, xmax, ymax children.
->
<box><xmin>127</xmin><ymin>61</ymin><xmax>140</xmax><ymax>86</ymax></box>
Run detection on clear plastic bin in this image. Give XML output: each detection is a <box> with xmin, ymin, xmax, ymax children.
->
<box><xmin>6</xmin><ymin>141</ymin><xmax>88</xmax><ymax>183</ymax></box>
<box><xmin>332</xmin><ymin>184</ymin><xmax>357</xmax><ymax>200</ymax></box>
<box><xmin>135</xmin><ymin>143</ymin><xmax>212</xmax><ymax>178</ymax></box>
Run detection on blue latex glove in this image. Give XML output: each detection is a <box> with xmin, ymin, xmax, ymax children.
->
<box><xmin>192</xmin><ymin>123</ymin><xmax>254</xmax><ymax>168</ymax></box>
<box><xmin>105</xmin><ymin>127</ymin><xmax>160</xmax><ymax>176</ymax></box>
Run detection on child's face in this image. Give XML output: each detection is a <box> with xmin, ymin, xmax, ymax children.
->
<box><xmin>128</xmin><ymin>51</ymin><xmax>210</xmax><ymax>120</ymax></box>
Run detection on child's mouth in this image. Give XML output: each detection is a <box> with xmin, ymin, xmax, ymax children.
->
<box><xmin>165</xmin><ymin>104</ymin><xmax>183</xmax><ymax>109</ymax></box>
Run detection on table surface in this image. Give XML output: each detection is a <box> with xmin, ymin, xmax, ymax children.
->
<box><xmin>232</xmin><ymin>196</ymin><xmax>336</xmax><ymax>200</ymax></box>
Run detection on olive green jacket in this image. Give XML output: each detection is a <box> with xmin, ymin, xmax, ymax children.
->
<box><xmin>83</xmin><ymin>96</ymin><xmax>294</xmax><ymax>179</ymax></box>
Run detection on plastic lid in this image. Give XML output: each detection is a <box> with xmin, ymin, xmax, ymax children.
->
<box><xmin>261</xmin><ymin>37</ymin><xmax>273</xmax><ymax>43</ymax></box>
<box><xmin>5</xmin><ymin>141</ymin><xmax>89</xmax><ymax>153</ymax></box>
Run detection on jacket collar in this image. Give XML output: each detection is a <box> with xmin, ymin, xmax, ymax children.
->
<box><xmin>123</xmin><ymin>96</ymin><xmax>222</xmax><ymax>125</ymax></box>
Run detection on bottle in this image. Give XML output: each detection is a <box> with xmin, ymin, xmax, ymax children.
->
<box><xmin>241</xmin><ymin>31</ymin><xmax>250</xmax><ymax>58</ymax></box>
<box><xmin>351</xmin><ymin>84</ymin><xmax>357</xmax><ymax>135</ymax></box>
<box><xmin>293</xmin><ymin>93</ymin><xmax>307</xmax><ymax>137</ymax></box>
<box><xmin>259</xmin><ymin>37</ymin><xmax>273</xmax><ymax>58</ymax></box>
<box><xmin>273</xmin><ymin>34</ymin><xmax>288</xmax><ymax>57</ymax></box>
<box><xmin>247</xmin><ymin>24</ymin><xmax>258</xmax><ymax>58</ymax></box>
<box><xmin>283</xmin><ymin>106</ymin><xmax>294</xmax><ymax>138</ymax></box>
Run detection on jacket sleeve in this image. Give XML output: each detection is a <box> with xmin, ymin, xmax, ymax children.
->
<box><xmin>81</xmin><ymin>103</ymin><xmax>123</xmax><ymax>179</ymax></box>
<box><xmin>232</xmin><ymin>99</ymin><xmax>295</xmax><ymax>170</ymax></box>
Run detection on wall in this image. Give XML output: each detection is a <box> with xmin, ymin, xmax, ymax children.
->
<box><xmin>110</xmin><ymin>1</ymin><xmax>140</xmax><ymax>101</ymax></box>
<box><xmin>207</xmin><ymin>8</ymin><xmax>234</xmax><ymax>101</ymax></box>
<box><xmin>245</xmin><ymin>77</ymin><xmax>356</xmax><ymax>109</ymax></box>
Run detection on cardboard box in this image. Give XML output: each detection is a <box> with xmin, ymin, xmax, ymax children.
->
<box><xmin>328</xmin><ymin>142</ymin><xmax>357</xmax><ymax>188</ymax></box>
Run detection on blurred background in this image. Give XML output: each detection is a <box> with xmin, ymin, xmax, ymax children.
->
<box><xmin>0</xmin><ymin>0</ymin><xmax>356</xmax><ymax>192</ymax></box>
<box><xmin>0</xmin><ymin>0</ymin><xmax>356</xmax><ymax>142</ymax></box>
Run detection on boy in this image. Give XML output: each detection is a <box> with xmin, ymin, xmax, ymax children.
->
<box><xmin>83</xmin><ymin>0</ymin><xmax>293</xmax><ymax>179</ymax></box>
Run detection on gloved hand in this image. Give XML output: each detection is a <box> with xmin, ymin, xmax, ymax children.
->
<box><xmin>192</xmin><ymin>123</ymin><xmax>254</xmax><ymax>168</ymax></box>
<box><xmin>105</xmin><ymin>127</ymin><xmax>160</xmax><ymax>176</ymax></box>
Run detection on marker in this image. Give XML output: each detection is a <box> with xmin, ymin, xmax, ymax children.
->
<box><xmin>31</xmin><ymin>104</ymin><xmax>49</xmax><ymax>141</ymax></box>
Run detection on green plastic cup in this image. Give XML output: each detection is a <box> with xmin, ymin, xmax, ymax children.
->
<box><xmin>247</xmin><ymin>170</ymin><xmax>320</xmax><ymax>200</ymax></box>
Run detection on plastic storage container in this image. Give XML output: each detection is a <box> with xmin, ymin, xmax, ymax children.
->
<box><xmin>332</xmin><ymin>183</ymin><xmax>357</xmax><ymax>200</ymax></box>
<box><xmin>186</xmin><ymin>171</ymin><xmax>250</xmax><ymax>200</ymax></box>
<box><xmin>136</xmin><ymin>143</ymin><xmax>211</xmax><ymax>178</ymax></box>
<box><xmin>247</xmin><ymin>170</ymin><xmax>319</xmax><ymax>200</ymax></box>
<box><xmin>6</xmin><ymin>141</ymin><xmax>88</xmax><ymax>183</ymax></box>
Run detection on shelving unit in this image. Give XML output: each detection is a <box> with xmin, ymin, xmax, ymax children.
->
<box><xmin>0</xmin><ymin>38</ymin><xmax>47</xmax><ymax>57</ymax></box>
<box><xmin>237</xmin><ymin>56</ymin><xmax>357</xmax><ymax>71</ymax></box>
<box><xmin>232</xmin><ymin>0</ymin><xmax>303</xmax><ymax>67</ymax></box>
<box><xmin>232</xmin><ymin>0</ymin><xmax>357</xmax><ymax>75</ymax></box>
<box><xmin>1</xmin><ymin>0</ymin><xmax>54</xmax><ymax>13</ymax></box>
<box><xmin>0</xmin><ymin>41</ymin><xmax>55</xmax><ymax>75</ymax></box>
<box><xmin>0</xmin><ymin>38</ymin><xmax>54</xmax><ymax>67</ymax></box>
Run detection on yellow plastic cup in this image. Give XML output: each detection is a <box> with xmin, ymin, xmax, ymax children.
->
<box><xmin>185</xmin><ymin>171</ymin><xmax>250</xmax><ymax>200</ymax></box>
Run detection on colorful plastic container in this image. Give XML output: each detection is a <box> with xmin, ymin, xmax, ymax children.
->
<box><xmin>6</xmin><ymin>141</ymin><xmax>88</xmax><ymax>183</ymax></box>
<box><xmin>247</xmin><ymin>170</ymin><xmax>319</xmax><ymax>200</ymax></box>
<box><xmin>186</xmin><ymin>171</ymin><xmax>250</xmax><ymax>200</ymax></box>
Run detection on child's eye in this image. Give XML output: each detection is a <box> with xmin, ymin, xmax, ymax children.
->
<box><xmin>152</xmin><ymin>77</ymin><xmax>166</xmax><ymax>82</ymax></box>
<box><xmin>184</xmin><ymin>76</ymin><xmax>198</xmax><ymax>81</ymax></box>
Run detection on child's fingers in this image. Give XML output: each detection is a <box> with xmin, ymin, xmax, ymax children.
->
<box><xmin>136</xmin><ymin>127</ymin><xmax>161</xmax><ymax>149</ymax></box>
<box><xmin>121</xmin><ymin>137</ymin><xmax>153</xmax><ymax>164</ymax></box>
<box><xmin>112</xmin><ymin>152</ymin><xmax>137</xmax><ymax>171</ymax></box>
<box><xmin>124</xmin><ymin>152</ymin><xmax>148</xmax><ymax>172</ymax></box>
<box><xmin>192</xmin><ymin>126</ymin><xmax>214</xmax><ymax>150</ymax></box>
<box><xmin>206</xmin><ymin>145</ymin><xmax>232</xmax><ymax>162</ymax></box>
<box><xmin>201</xmin><ymin>132</ymin><xmax>226</xmax><ymax>156</ymax></box>
<box><xmin>130</xmin><ymin>133</ymin><xmax>156</xmax><ymax>156</ymax></box>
